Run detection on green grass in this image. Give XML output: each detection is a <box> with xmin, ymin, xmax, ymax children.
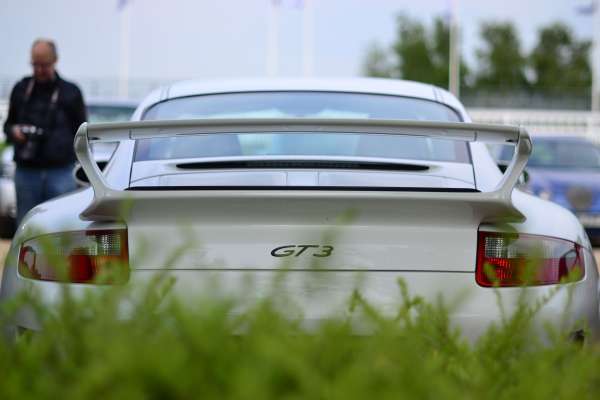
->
<box><xmin>1</xmin><ymin>272</ymin><xmax>600</xmax><ymax>400</ymax></box>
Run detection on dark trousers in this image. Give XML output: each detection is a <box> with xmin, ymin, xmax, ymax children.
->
<box><xmin>15</xmin><ymin>165</ymin><xmax>76</xmax><ymax>224</ymax></box>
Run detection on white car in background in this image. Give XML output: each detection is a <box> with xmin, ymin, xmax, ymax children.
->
<box><xmin>1</xmin><ymin>78</ymin><xmax>598</xmax><ymax>341</ymax></box>
<box><xmin>0</xmin><ymin>99</ymin><xmax>138</xmax><ymax>237</ymax></box>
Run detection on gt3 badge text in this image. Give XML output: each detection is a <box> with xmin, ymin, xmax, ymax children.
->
<box><xmin>270</xmin><ymin>245</ymin><xmax>334</xmax><ymax>258</ymax></box>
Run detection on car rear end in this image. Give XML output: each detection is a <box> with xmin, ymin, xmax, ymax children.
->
<box><xmin>2</xmin><ymin>86</ymin><xmax>598</xmax><ymax>341</ymax></box>
<box><xmin>3</xmin><ymin>115</ymin><xmax>598</xmax><ymax>341</ymax></box>
<box><xmin>5</xmin><ymin>189</ymin><xmax>598</xmax><ymax>341</ymax></box>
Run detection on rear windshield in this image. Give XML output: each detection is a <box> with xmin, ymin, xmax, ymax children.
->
<box><xmin>137</xmin><ymin>91</ymin><xmax>468</xmax><ymax>163</ymax></box>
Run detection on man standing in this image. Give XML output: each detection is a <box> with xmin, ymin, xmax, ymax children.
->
<box><xmin>3</xmin><ymin>39</ymin><xmax>87</xmax><ymax>224</ymax></box>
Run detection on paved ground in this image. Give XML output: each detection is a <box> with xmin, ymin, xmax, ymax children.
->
<box><xmin>0</xmin><ymin>239</ymin><xmax>10</xmax><ymax>283</ymax></box>
<box><xmin>0</xmin><ymin>240</ymin><xmax>599</xmax><ymax>284</ymax></box>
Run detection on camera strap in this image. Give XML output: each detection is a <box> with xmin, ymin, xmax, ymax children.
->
<box><xmin>44</xmin><ymin>86</ymin><xmax>60</xmax><ymax>132</ymax></box>
<box><xmin>19</xmin><ymin>77</ymin><xmax>60</xmax><ymax>130</ymax></box>
<box><xmin>16</xmin><ymin>79</ymin><xmax>35</xmax><ymax>124</ymax></box>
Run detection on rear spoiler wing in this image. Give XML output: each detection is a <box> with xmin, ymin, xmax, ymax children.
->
<box><xmin>74</xmin><ymin>118</ymin><xmax>532</xmax><ymax>222</ymax></box>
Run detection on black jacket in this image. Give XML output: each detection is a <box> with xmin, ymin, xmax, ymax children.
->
<box><xmin>3</xmin><ymin>73</ymin><xmax>87</xmax><ymax>168</ymax></box>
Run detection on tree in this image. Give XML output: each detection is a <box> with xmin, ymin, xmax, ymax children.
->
<box><xmin>475</xmin><ymin>22</ymin><xmax>528</xmax><ymax>89</ymax></box>
<box><xmin>392</xmin><ymin>14</ymin><xmax>438</xmax><ymax>84</ymax></box>
<box><xmin>530</xmin><ymin>23</ymin><xmax>591</xmax><ymax>92</ymax></box>
<box><xmin>362</xmin><ymin>14</ymin><xmax>469</xmax><ymax>90</ymax></box>
<box><xmin>429</xmin><ymin>17</ymin><xmax>451</xmax><ymax>86</ymax></box>
<box><xmin>362</xmin><ymin>42</ymin><xmax>396</xmax><ymax>78</ymax></box>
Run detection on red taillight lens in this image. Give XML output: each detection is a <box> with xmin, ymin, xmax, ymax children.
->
<box><xmin>18</xmin><ymin>229</ymin><xmax>129</xmax><ymax>284</ymax></box>
<box><xmin>476</xmin><ymin>231</ymin><xmax>585</xmax><ymax>287</ymax></box>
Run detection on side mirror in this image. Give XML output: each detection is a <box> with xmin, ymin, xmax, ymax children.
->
<box><xmin>497</xmin><ymin>163</ymin><xmax>529</xmax><ymax>186</ymax></box>
<box><xmin>518</xmin><ymin>169</ymin><xmax>530</xmax><ymax>185</ymax></box>
<box><xmin>73</xmin><ymin>161</ymin><xmax>108</xmax><ymax>187</ymax></box>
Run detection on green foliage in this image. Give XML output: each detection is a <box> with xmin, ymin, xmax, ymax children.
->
<box><xmin>430</xmin><ymin>17</ymin><xmax>470</xmax><ymax>90</ymax></box>
<box><xmin>362</xmin><ymin>16</ymin><xmax>591</xmax><ymax>103</ymax></box>
<box><xmin>530</xmin><ymin>22</ymin><xmax>592</xmax><ymax>92</ymax></box>
<box><xmin>392</xmin><ymin>14</ymin><xmax>439</xmax><ymax>85</ymax></box>
<box><xmin>1</xmin><ymin>272</ymin><xmax>599</xmax><ymax>399</ymax></box>
<box><xmin>363</xmin><ymin>15</ymin><xmax>469</xmax><ymax>90</ymax></box>
<box><xmin>362</xmin><ymin>42</ymin><xmax>396</xmax><ymax>79</ymax></box>
<box><xmin>475</xmin><ymin>22</ymin><xmax>528</xmax><ymax>89</ymax></box>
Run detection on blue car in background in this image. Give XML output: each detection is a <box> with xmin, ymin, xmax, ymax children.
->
<box><xmin>499</xmin><ymin>136</ymin><xmax>600</xmax><ymax>245</ymax></box>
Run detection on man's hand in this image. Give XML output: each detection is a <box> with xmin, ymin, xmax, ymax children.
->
<box><xmin>11</xmin><ymin>126</ymin><xmax>26</xmax><ymax>144</ymax></box>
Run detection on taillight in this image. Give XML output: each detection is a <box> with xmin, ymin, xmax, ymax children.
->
<box><xmin>476</xmin><ymin>231</ymin><xmax>585</xmax><ymax>287</ymax></box>
<box><xmin>18</xmin><ymin>229</ymin><xmax>129</xmax><ymax>284</ymax></box>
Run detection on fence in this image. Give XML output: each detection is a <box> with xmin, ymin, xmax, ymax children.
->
<box><xmin>468</xmin><ymin>108</ymin><xmax>600</xmax><ymax>142</ymax></box>
<box><xmin>1</xmin><ymin>98</ymin><xmax>598</xmax><ymax>142</ymax></box>
<box><xmin>0</xmin><ymin>76</ymin><xmax>168</xmax><ymax>102</ymax></box>
<box><xmin>461</xmin><ymin>88</ymin><xmax>592</xmax><ymax>111</ymax></box>
<box><xmin>1</xmin><ymin>74</ymin><xmax>599</xmax><ymax>143</ymax></box>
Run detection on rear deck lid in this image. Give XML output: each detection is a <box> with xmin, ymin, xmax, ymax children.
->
<box><xmin>74</xmin><ymin>118</ymin><xmax>531</xmax><ymax>272</ymax></box>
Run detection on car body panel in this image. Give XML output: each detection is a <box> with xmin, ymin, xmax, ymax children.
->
<box><xmin>1</xmin><ymin>78</ymin><xmax>598</xmax><ymax>341</ymax></box>
<box><xmin>129</xmin><ymin>154</ymin><xmax>476</xmax><ymax>188</ymax></box>
<box><xmin>3</xmin><ymin>255</ymin><xmax>598</xmax><ymax>342</ymax></box>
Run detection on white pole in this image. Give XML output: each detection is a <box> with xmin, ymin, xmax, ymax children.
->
<box><xmin>448</xmin><ymin>0</ymin><xmax>460</xmax><ymax>97</ymax></box>
<box><xmin>267</xmin><ymin>0</ymin><xmax>280</xmax><ymax>76</ymax></box>
<box><xmin>301</xmin><ymin>0</ymin><xmax>314</xmax><ymax>77</ymax></box>
<box><xmin>118</xmin><ymin>3</ymin><xmax>131</xmax><ymax>98</ymax></box>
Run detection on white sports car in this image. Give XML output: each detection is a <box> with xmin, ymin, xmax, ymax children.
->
<box><xmin>1</xmin><ymin>78</ymin><xmax>598</xmax><ymax>340</ymax></box>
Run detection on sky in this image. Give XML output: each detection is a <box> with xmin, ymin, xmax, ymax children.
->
<box><xmin>0</xmin><ymin>0</ymin><xmax>596</xmax><ymax>95</ymax></box>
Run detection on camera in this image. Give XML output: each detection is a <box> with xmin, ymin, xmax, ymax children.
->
<box><xmin>20</xmin><ymin>125</ymin><xmax>45</xmax><ymax>137</ymax></box>
<box><xmin>17</xmin><ymin>125</ymin><xmax>45</xmax><ymax>161</ymax></box>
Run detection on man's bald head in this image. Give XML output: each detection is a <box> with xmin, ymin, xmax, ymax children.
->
<box><xmin>31</xmin><ymin>39</ymin><xmax>57</xmax><ymax>82</ymax></box>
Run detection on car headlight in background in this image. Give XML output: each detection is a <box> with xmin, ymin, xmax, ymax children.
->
<box><xmin>536</xmin><ymin>189</ymin><xmax>553</xmax><ymax>201</ymax></box>
<box><xmin>0</xmin><ymin>159</ymin><xmax>15</xmax><ymax>179</ymax></box>
<box><xmin>18</xmin><ymin>229</ymin><xmax>129</xmax><ymax>284</ymax></box>
<box><xmin>0</xmin><ymin>147</ymin><xmax>15</xmax><ymax>179</ymax></box>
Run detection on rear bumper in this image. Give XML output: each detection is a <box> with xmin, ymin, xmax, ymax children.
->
<box><xmin>2</xmin><ymin>258</ymin><xmax>599</xmax><ymax>342</ymax></box>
